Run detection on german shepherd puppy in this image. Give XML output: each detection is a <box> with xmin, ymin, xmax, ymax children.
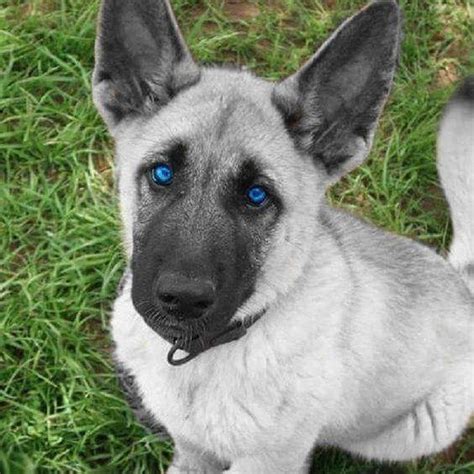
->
<box><xmin>92</xmin><ymin>0</ymin><xmax>474</xmax><ymax>472</ymax></box>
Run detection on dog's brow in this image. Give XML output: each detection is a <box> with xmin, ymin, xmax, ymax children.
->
<box><xmin>238</xmin><ymin>159</ymin><xmax>261</xmax><ymax>184</ymax></box>
<box><xmin>142</xmin><ymin>141</ymin><xmax>187</xmax><ymax>167</ymax></box>
<box><xmin>216</xmin><ymin>97</ymin><xmax>240</xmax><ymax>139</ymax></box>
<box><xmin>232</xmin><ymin>158</ymin><xmax>278</xmax><ymax>195</ymax></box>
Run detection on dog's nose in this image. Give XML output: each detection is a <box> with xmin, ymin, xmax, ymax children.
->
<box><xmin>155</xmin><ymin>273</ymin><xmax>216</xmax><ymax>320</ymax></box>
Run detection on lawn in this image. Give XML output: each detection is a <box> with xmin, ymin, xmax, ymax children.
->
<box><xmin>1</xmin><ymin>0</ymin><xmax>473</xmax><ymax>472</ymax></box>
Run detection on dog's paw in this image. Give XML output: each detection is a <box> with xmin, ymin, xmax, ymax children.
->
<box><xmin>167</xmin><ymin>462</ymin><xmax>222</xmax><ymax>474</ymax></box>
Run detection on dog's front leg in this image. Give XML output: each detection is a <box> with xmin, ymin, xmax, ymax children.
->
<box><xmin>167</xmin><ymin>439</ymin><xmax>225</xmax><ymax>474</ymax></box>
<box><xmin>226</xmin><ymin>439</ymin><xmax>315</xmax><ymax>474</ymax></box>
<box><xmin>227</xmin><ymin>452</ymin><xmax>311</xmax><ymax>474</ymax></box>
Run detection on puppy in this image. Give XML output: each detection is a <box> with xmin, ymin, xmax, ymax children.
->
<box><xmin>92</xmin><ymin>1</ymin><xmax>474</xmax><ymax>472</ymax></box>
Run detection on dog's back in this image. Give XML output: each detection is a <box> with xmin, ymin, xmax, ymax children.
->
<box><xmin>333</xmin><ymin>78</ymin><xmax>474</xmax><ymax>460</ymax></box>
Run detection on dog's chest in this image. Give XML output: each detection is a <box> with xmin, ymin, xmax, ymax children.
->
<box><xmin>153</xmin><ymin>361</ymin><xmax>289</xmax><ymax>456</ymax></box>
<box><xmin>112</xmin><ymin>301</ymin><xmax>298</xmax><ymax>458</ymax></box>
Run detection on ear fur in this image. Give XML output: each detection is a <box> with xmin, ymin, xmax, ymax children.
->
<box><xmin>272</xmin><ymin>0</ymin><xmax>402</xmax><ymax>182</ymax></box>
<box><xmin>93</xmin><ymin>0</ymin><xmax>200</xmax><ymax>131</ymax></box>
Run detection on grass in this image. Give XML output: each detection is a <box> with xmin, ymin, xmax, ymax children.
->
<box><xmin>1</xmin><ymin>0</ymin><xmax>473</xmax><ymax>472</ymax></box>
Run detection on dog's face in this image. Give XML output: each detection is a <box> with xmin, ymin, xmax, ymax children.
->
<box><xmin>93</xmin><ymin>0</ymin><xmax>401</xmax><ymax>350</ymax></box>
<box><xmin>109</xmin><ymin>69</ymin><xmax>322</xmax><ymax>346</ymax></box>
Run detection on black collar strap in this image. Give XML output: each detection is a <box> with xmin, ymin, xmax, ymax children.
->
<box><xmin>167</xmin><ymin>310</ymin><xmax>265</xmax><ymax>366</ymax></box>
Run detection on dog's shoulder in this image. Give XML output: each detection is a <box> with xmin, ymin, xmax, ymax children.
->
<box><xmin>320</xmin><ymin>205</ymin><xmax>473</xmax><ymax>316</ymax></box>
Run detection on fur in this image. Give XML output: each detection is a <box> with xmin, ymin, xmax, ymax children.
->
<box><xmin>437</xmin><ymin>77</ymin><xmax>474</xmax><ymax>294</ymax></box>
<box><xmin>92</xmin><ymin>1</ymin><xmax>474</xmax><ymax>472</ymax></box>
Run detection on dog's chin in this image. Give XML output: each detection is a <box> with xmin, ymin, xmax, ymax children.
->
<box><xmin>132</xmin><ymin>300</ymin><xmax>231</xmax><ymax>347</ymax></box>
<box><xmin>134</xmin><ymin>299</ymin><xmax>267</xmax><ymax>365</ymax></box>
<box><xmin>139</xmin><ymin>313</ymin><xmax>200</xmax><ymax>346</ymax></box>
<box><xmin>151</xmin><ymin>322</ymin><xmax>189</xmax><ymax>346</ymax></box>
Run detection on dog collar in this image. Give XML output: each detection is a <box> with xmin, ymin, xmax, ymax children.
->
<box><xmin>167</xmin><ymin>310</ymin><xmax>265</xmax><ymax>366</ymax></box>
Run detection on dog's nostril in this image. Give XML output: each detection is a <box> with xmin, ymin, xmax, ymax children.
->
<box><xmin>155</xmin><ymin>273</ymin><xmax>216</xmax><ymax>319</ymax></box>
<box><xmin>195</xmin><ymin>299</ymin><xmax>212</xmax><ymax>310</ymax></box>
<box><xmin>160</xmin><ymin>293</ymin><xmax>178</xmax><ymax>306</ymax></box>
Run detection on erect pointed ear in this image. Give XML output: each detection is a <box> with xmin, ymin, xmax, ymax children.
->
<box><xmin>272</xmin><ymin>0</ymin><xmax>401</xmax><ymax>182</ymax></box>
<box><xmin>93</xmin><ymin>0</ymin><xmax>200</xmax><ymax>131</ymax></box>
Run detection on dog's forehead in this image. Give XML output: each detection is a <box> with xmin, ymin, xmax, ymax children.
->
<box><xmin>117</xmin><ymin>68</ymin><xmax>294</xmax><ymax>178</ymax></box>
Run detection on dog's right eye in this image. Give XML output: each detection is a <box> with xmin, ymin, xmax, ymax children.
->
<box><xmin>150</xmin><ymin>163</ymin><xmax>173</xmax><ymax>186</ymax></box>
<box><xmin>246</xmin><ymin>185</ymin><xmax>268</xmax><ymax>207</ymax></box>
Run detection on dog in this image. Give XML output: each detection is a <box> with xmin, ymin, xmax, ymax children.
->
<box><xmin>92</xmin><ymin>0</ymin><xmax>474</xmax><ymax>472</ymax></box>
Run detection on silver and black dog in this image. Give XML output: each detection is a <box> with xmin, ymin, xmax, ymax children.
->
<box><xmin>92</xmin><ymin>0</ymin><xmax>474</xmax><ymax>472</ymax></box>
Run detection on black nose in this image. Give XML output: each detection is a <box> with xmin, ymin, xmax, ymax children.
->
<box><xmin>155</xmin><ymin>273</ymin><xmax>216</xmax><ymax>320</ymax></box>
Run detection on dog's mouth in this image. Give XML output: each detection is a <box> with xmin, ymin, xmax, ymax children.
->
<box><xmin>133</xmin><ymin>298</ymin><xmax>266</xmax><ymax>366</ymax></box>
<box><xmin>166</xmin><ymin>308</ymin><xmax>267</xmax><ymax>366</ymax></box>
<box><xmin>167</xmin><ymin>322</ymin><xmax>246</xmax><ymax>365</ymax></box>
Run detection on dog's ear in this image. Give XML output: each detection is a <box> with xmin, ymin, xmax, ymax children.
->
<box><xmin>273</xmin><ymin>0</ymin><xmax>401</xmax><ymax>182</ymax></box>
<box><xmin>93</xmin><ymin>0</ymin><xmax>200</xmax><ymax>131</ymax></box>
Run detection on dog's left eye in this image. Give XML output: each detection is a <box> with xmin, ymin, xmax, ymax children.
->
<box><xmin>151</xmin><ymin>163</ymin><xmax>173</xmax><ymax>186</ymax></box>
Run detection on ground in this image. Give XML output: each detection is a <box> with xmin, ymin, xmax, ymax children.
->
<box><xmin>1</xmin><ymin>0</ymin><xmax>473</xmax><ymax>472</ymax></box>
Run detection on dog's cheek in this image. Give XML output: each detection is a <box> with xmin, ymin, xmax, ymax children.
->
<box><xmin>117</xmin><ymin>171</ymin><xmax>139</xmax><ymax>259</ymax></box>
<box><xmin>235</xmin><ymin>210</ymin><xmax>282</xmax><ymax>296</ymax></box>
<box><xmin>257</xmin><ymin>205</ymin><xmax>316</xmax><ymax>302</ymax></box>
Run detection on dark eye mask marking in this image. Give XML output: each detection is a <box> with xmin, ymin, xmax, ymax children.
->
<box><xmin>131</xmin><ymin>148</ymin><xmax>282</xmax><ymax>366</ymax></box>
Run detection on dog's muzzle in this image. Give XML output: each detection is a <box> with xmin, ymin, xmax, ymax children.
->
<box><xmin>122</xmin><ymin>270</ymin><xmax>265</xmax><ymax>366</ymax></box>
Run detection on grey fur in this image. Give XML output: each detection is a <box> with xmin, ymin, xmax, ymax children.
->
<box><xmin>465</xmin><ymin>263</ymin><xmax>474</xmax><ymax>278</ymax></box>
<box><xmin>93</xmin><ymin>1</ymin><xmax>474</xmax><ymax>472</ymax></box>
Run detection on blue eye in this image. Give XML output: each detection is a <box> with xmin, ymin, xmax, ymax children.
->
<box><xmin>151</xmin><ymin>163</ymin><xmax>173</xmax><ymax>186</ymax></box>
<box><xmin>246</xmin><ymin>185</ymin><xmax>268</xmax><ymax>206</ymax></box>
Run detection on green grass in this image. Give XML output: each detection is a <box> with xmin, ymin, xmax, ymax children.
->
<box><xmin>1</xmin><ymin>0</ymin><xmax>473</xmax><ymax>472</ymax></box>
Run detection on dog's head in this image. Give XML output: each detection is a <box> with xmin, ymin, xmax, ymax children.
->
<box><xmin>93</xmin><ymin>0</ymin><xmax>401</xmax><ymax>360</ymax></box>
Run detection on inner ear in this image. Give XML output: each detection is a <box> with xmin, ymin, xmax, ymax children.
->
<box><xmin>273</xmin><ymin>0</ymin><xmax>402</xmax><ymax>182</ymax></box>
<box><xmin>93</xmin><ymin>0</ymin><xmax>200</xmax><ymax>131</ymax></box>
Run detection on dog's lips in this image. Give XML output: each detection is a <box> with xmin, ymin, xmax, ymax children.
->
<box><xmin>157</xmin><ymin>323</ymin><xmax>219</xmax><ymax>348</ymax></box>
<box><xmin>148</xmin><ymin>316</ymin><xmax>210</xmax><ymax>348</ymax></box>
<box><xmin>154</xmin><ymin>324</ymin><xmax>190</xmax><ymax>344</ymax></box>
<box><xmin>135</xmin><ymin>297</ymin><xmax>267</xmax><ymax>362</ymax></box>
